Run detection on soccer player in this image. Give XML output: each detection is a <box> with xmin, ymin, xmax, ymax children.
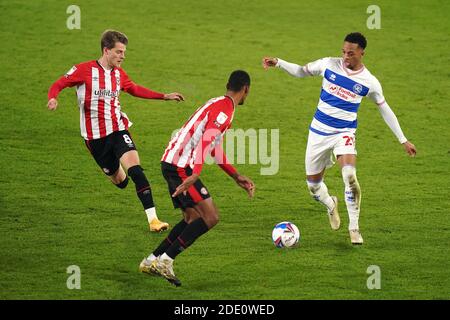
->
<box><xmin>139</xmin><ymin>70</ymin><xmax>255</xmax><ymax>286</ymax></box>
<box><xmin>262</xmin><ymin>32</ymin><xmax>417</xmax><ymax>245</ymax></box>
<box><xmin>47</xmin><ymin>30</ymin><xmax>185</xmax><ymax>232</ymax></box>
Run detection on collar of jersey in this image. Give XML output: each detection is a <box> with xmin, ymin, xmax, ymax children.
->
<box><xmin>96</xmin><ymin>60</ymin><xmax>115</xmax><ymax>72</ymax></box>
<box><xmin>224</xmin><ymin>95</ymin><xmax>236</xmax><ymax>108</ymax></box>
<box><xmin>340</xmin><ymin>58</ymin><xmax>365</xmax><ymax>76</ymax></box>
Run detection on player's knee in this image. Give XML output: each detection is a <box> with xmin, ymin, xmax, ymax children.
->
<box><xmin>204</xmin><ymin>210</ymin><xmax>219</xmax><ymax>229</ymax></box>
<box><xmin>114</xmin><ymin>176</ymin><xmax>129</xmax><ymax>189</ymax></box>
<box><xmin>184</xmin><ymin>210</ymin><xmax>200</xmax><ymax>223</ymax></box>
<box><xmin>342</xmin><ymin>166</ymin><xmax>357</xmax><ymax>186</ymax></box>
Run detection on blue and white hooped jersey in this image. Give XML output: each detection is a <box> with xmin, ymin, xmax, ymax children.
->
<box><xmin>303</xmin><ymin>57</ymin><xmax>385</xmax><ymax>135</ymax></box>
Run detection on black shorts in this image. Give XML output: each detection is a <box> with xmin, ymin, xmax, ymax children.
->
<box><xmin>85</xmin><ymin>130</ymin><xmax>137</xmax><ymax>176</ymax></box>
<box><xmin>161</xmin><ymin>162</ymin><xmax>211</xmax><ymax>209</ymax></box>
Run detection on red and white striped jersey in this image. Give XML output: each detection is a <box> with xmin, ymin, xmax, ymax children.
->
<box><xmin>161</xmin><ymin>95</ymin><xmax>237</xmax><ymax>176</ymax></box>
<box><xmin>48</xmin><ymin>60</ymin><xmax>164</xmax><ymax>140</ymax></box>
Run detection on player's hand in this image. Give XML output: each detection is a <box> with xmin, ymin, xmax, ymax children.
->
<box><xmin>403</xmin><ymin>141</ymin><xmax>417</xmax><ymax>157</ymax></box>
<box><xmin>172</xmin><ymin>173</ymin><xmax>199</xmax><ymax>197</ymax></box>
<box><xmin>233</xmin><ymin>173</ymin><xmax>255</xmax><ymax>198</ymax></box>
<box><xmin>262</xmin><ymin>57</ymin><xmax>278</xmax><ymax>70</ymax></box>
<box><xmin>164</xmin><ymin>92</ymin><xmax>185</xmax><ymax>102</ymax></box>
<box><xmin>47</xmin><ymin>98</ymin><xmax>58</xmax><ymax>111</ymax></box>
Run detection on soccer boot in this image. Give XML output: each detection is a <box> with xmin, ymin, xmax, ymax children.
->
<box><xmin>149</xmin><ymin>218</ymin><xmax>170</xmax><ymax>233</ymax></box>
<box><xmin>139</xmin><ymin>258</ymin><xmax>159</xmax><ymax>276</ymax></box>
<box><xmin>349</xmin><ymin>229</ymin><xmax>364</xmax><ymax>245</ymax></box>
<box><xmin>150</xmin><ymin>257</ymin><xmax>182</xmax><ymax>287</ymax></box>
<box><xmin>327</xmin><ymin>196</ymin><xmax>341</xmax><ymax>230</ymax></box>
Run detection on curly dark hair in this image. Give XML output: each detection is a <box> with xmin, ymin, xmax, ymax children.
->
<box><xmin>226</xmin><ymin>70</ymin><xmax>251</xmax><ymax>92</ymax></box>
<box><xmin>344</xmin><ymin>32</ymin><xmax>367</xmax><ymax>49</ymax></box>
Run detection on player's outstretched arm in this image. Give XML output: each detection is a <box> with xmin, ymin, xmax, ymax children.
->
<box><xmin>124</xmin><ymin>83</ymin><xmax>185</xmax><ymax>102</ymax></box>
<box><xmin>262</xmin><ymin>56</ymin><xmax>311</xmax><ymax>78</ymax></box>
<box><xmin>121</xmin><ymin>71</ymin><xmax>184</xmax><ymax>102</ymax></box>
<box><xmin>231</xmin><ymin>173</ymin><xmax>255</xmax><ymax>198</ymax></box>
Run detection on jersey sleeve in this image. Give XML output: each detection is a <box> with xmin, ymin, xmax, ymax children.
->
<box><xmin>119</xmin><ymin>69</ymin><xmax>164</xmax><ymax>99</ymax></box>
<box><xmin>119</xmin><ymin>69</ymin><xmax>134</xmax><ymax>92</ymax></box>
<box><xmin>367</xmin><ymin>76</ymin><xmax>385</xmax><ymax>105</ymax></box>
<box><xmin>210</xmin><ymin>142</ymin><xmax>237</xmax><ymax>177</ymax></box>
<box><xmin>192</xmin><ymin>102</ymin><xmax>236</xmax><ymax>176</ymax></box>
<box><xmin>303</xmin><ymin>57</ymin><xmax>329</xmax><ymax>77</ymax></box>
<box><xmin>48</xmin><ymin>64</ymin><xmax>85</xmax><ymax>100</ymax></box>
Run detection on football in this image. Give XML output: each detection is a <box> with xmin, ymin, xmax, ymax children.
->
<box><xmin>272</xmin><ymin>221</ymin><xmax>300</xmax><ymax>248</ymax></box>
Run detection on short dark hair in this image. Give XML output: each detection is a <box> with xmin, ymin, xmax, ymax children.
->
<box><xmin>101</xmin><ymin>30</ymin><xmax>128</xmax><ymax>52</ymax></box>
<box><xmin>226</xmin><ymin>70</ymin><xmax>251</xmax><ymax>92</ymax></box>
<box><xmin>344</xmin><ymin>32</ymin><xmax>367</xmax><ymax>49</ymax></box>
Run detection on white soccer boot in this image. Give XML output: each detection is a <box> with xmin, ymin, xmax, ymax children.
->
<box><xmin>328</xmin><ymin>196</ymin><xmax>341</xmax><ymax>230</ymax></box>
<box><xmin>349</xmin><ymin>229</ymin><xmax>364</xmax><ymax>245</ymax></box>
<box><xmin>139</xmin><ymin>258</ymin><xmax>159</xmax><ymax>276</ymax></box>
<box><xmin>150</xmin><ymin>257</ymin><xmax>181</xmax><ymax>287</ymax></box>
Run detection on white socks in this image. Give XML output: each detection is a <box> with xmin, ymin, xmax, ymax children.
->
<box><xmin>306</xmin><ymin>180</ymin><xmax>335</xmax><ymax>212</ymax></box>
<box><xmin>145</xmin><ymin>207</ymin><xmax>157</xmax><ymax>223</ymax></box>
<box><xmin>342</xmin><ymin>166</ymin><xmax>361</xmax><ymax>230</ymax></box>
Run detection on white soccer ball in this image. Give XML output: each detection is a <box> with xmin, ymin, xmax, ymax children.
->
<box><xmin>272</xmin><ymin>221</ymin><xmax>300</xmax><ymax>248</ymax></box>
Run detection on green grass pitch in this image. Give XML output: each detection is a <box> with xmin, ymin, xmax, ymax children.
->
<box><xmin>0</xmin><ymin>0</ymin><xmax>449</xmax><ymax>299</ymax></box>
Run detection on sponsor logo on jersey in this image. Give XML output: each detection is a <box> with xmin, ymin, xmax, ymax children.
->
<box><xmin>337</xmin><ymin>87</ymin><xmax>357</xmax><ymax>100</ymax></box>
<box><xmin>353</xmin><ymin>83</ymin><xmax>363</xmax><ymax>94</ymax></box>
<box><xmin>328</xmin><ymin>84</ymin><xmax>357</xmax><ymax>100</ymax></box>
<box><xmin>329</xmin><ymin>85</ymin><xmax>339</xmax><ymax>94</ymax></box>
<box><xmin>94</xmin><ymin>89</ymin><xmax>120</xmax><ymax>98</ymax></box>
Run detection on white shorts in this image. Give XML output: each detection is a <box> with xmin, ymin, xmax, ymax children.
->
<box><xmin>305</xmin><ymin>130</ymin><xmax>357</xmax><ymax>175</ymax></box>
